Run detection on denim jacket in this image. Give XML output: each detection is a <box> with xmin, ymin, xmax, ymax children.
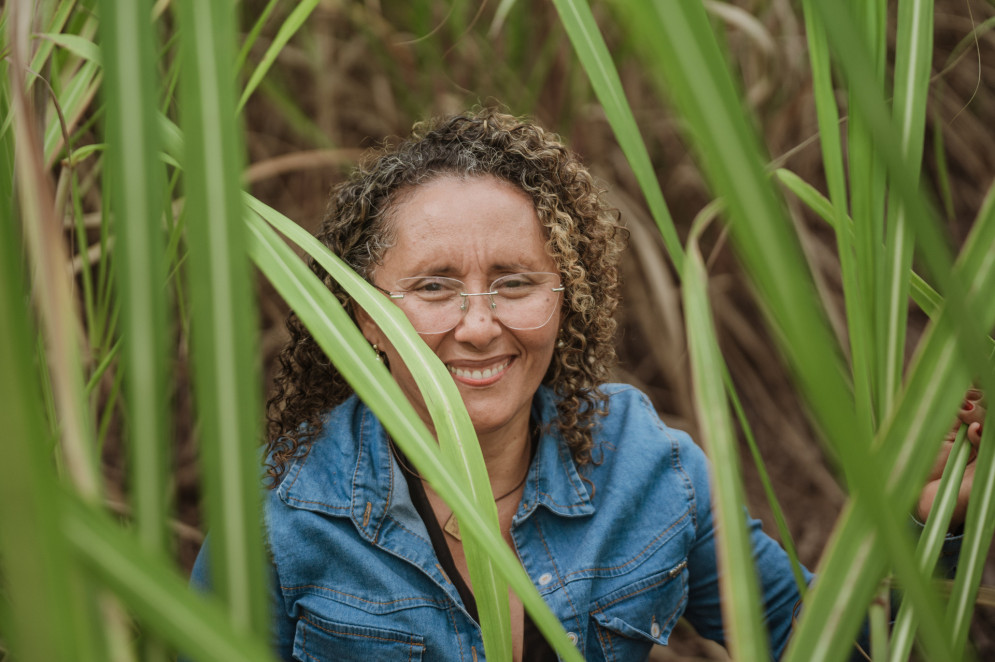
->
<box><xmin>194</xmin><ymin>384</ymin><xmax>810</xmax><ymax>660</ymax></box>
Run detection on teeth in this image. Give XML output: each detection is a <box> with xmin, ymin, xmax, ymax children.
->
<box><xmin>448</xmin><ymin>360</ymin><xmax>509</xmax><ymax>381</ymax></box>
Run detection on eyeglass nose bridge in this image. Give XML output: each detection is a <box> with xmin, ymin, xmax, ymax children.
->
<box><xmin>457</xmin><ymin>289</ymin><xmax>499</xmax><ymax>312</ymax></box>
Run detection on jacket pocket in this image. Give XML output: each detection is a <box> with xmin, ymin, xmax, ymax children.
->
<box><xmin>293</xmin><ymin>611</ymin><xmax>425</xmax><ymax>661</ymax></box>
<box><xmin>588</xmin><ymin>559</ymin><xmax>688</xmax><ymax>661</ymax></box>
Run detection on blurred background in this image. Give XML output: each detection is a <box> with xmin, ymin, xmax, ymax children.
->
<box><xmin>83</xmin><ymin>0</ymin><xmax>994</xmax><ymax>658</ymax></box>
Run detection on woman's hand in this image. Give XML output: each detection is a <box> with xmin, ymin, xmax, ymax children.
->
<box><xmin>916</xmin><ymin>390</ymin><xmax>986</xmax><ymax>529</ymax></box>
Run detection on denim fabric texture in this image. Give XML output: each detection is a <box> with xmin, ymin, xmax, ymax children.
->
<box><xmin>192</xmin><ymin>384</ymin><xmax>813</xmax><ymax>661</ymax></box>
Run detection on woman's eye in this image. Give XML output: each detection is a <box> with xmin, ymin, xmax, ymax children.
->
<box><xmin>405</xmin><ymin>278</ymin><xmax>458</xmax><ymax>298</ymax></box>
<box><xmin>496</xmin><ymin>276</ymin><xmax>533</xmax><ymax>291</ymax></box>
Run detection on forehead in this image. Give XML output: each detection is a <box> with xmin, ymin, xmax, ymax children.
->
<box><xmin>382</xmin><ymin>176</ymin><xmax>555</xmax><ymax>275</ymax></box>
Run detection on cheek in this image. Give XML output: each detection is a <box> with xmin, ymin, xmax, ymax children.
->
<box><xmin>388</xmin><ymin>336</ymin><xmax>445</xmax><ymax>379</ymax></box>
<box><xmin>526</xmin><ymin>330</ymin><xmax>558</xmax><ymax>366</ymax></box>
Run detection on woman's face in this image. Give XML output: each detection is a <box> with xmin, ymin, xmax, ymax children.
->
<box><xmin>359</xmin><ymin>175</ymin><xmax>561</xmax><ymax>441</ymax></box>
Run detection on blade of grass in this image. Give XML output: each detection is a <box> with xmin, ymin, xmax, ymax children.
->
<box><xmin>237</xmin><ymin>0</ymin><xmax>321</xmax><ymax>113</ymax></box>
<box><xmin>42</xmin><ymin>59</ymin><xmax>102</xmax><ymax>167</ymax></box>
<box><xmin>684</xmin><ymin>223</ymin><xmax>770</xmax><ymax>662</ymax></box>
<box><xmin>807</xmin><ymin>0</ymin><xmax>991</xmax><ymax>379</ymax></box>
<box><xmin>256</xmin><ymin>76</ymin><xmax>335</xmax><ymax>149</ymax></box>
<box><xmin>846</xmin><ymin>0</ymin><xmax>889</xmax><ymax>423</ymax></box>
<box><xmin>243</xmin><ymin>206</ymin><xmax>585</xmax><ymax>662</ymax></box>
<box><xmin>881</xmin><ymin>0</ymin><xmax>935</xmax><ymax>413</ymax></box>
<box><xmin>799</xmin><ymin>0</ymin><xmax>875</xmax><ymax>437</ymax></box>
<box><xmin>0</xmin><ymin>102</ymin><xmax>89</xmax><ymax>662</ymax></box>
<box><xmin>726</xmin><ymin>371</ymin><xmax>809</xmax><ymax>596</ymax></box>
<box><xmin>235</xmin><ymin>0</ymin><xmax>280</xmax><ymax>74</ymax></box>
<box><xmin>70</xmin><ymin>165</ymin><xmax>101</xmax><ymax>357</ymax></box>
<box><xmin>551</xmin><ymin>0</ymin><xmax>684</xmax><ymax>272</ymax></box>
<box><xmin>946</xmin><ymin>405</ymin><xmax>995</xmax><ymax>657</ymax></box>
<box><xmin>38</xmin><ymin>32</ymin><xmax>102</xmax><ymax>63</ymax></box>
<box><xmin>890</xmin><ymin>424</ymin><xmax>971</xmax><ymax>662</ymax></box>
<box><xmin>25</xmin><ymin>0</ymin><xmax>77</xmax><ymax>82</ymax></box>
<box><xmin>62</xmin><ymin>497</ymin><xmax>278</xmax><ymax>662</ymax></box>
<box><xmin>784</xmin><ymin>181</ymin><xmax>995</xmax><ymax>662</ymax></box>
<box><xmin>8</xmin><ymin>0</ymin><xmax>101</xmax><ymax>503</ymax></box>
<box><xmin>557</xmin><ymin>4</ymin><xmax>808</xmax><ymax>597</ymax></box>
<box><xmin>175</xmin><ymin>0</ymin><xmax>268</xmax><ymax>635</ymax></box>
<box><xmin>807</xmin><ymin>18</ymin><xmax>995</xmax><ymax>654</ymax></box>
<box><xmin>932</xmin><ymin>110</ymin><xmax>955</xmax><ymax>221</ymax></box>
<box><xmin>775</xmin><ymin>167</ymin><xmax>947</xmax><ymax>322</ymax></box>
<box><xmin>489</xmin><ymin>0</ymin><xmax>518</xmax><ymax>37</ymax></box>
<box><xmin>250</xmin><ymin>195</ymin><xmax>508</xmax><ymax>660</ymax></box>
<box><xmin>606</xmin><ymin>0</ymin><xmax>865</xmax><ymax>491</ymax></box>
<box><xmin>607</xmin><ymin>2</ymin><xmax>984</xmax><ymax>659</ymax></box>
<box><xmin>98</xmin><ymin>0</ymin><xmax>172</xmax><ymax>579</ymax></box>
<box><xmin>243</xmin><ymin>210</ymin><xmax>506</xmax><ymax>661</ymax></box>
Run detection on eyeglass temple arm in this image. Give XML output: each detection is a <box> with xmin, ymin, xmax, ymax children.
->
<box><xmin>372</xmin><ymin>283</ymin><xmax>406</xmax><ymax>300</ymax></box>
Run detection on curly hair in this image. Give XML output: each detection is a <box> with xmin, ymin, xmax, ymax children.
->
<box><xmin>265</xmin><ymin>108</ymin><xmax>627</xmax><ymax>484</ymax></box>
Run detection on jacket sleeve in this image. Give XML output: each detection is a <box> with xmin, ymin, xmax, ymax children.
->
<box><xmin>676</xmin><ymin>438</ymin><xmax>813</xmax><ymax>661</ymax></box>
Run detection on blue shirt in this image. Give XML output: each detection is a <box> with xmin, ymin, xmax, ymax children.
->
<box><xmin>193</xmin><ymin>384</ymin><xmax>811</xmax><ymax>660</ymax></box>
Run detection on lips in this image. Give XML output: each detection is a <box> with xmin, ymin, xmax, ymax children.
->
<box><xmin>447</xmin><ymin>359</ymin><xmax>511</xmax><ymax>383</ymax></box>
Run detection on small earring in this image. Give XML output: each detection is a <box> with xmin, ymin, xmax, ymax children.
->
<box><xmin>372</xmin><ymin>343</ymin><xmax>386</xmax><ymax>363</ymax></box>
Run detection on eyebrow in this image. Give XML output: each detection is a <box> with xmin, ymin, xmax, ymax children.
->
<box><xmin>406</xmin><ymin>262</ymin><xmax>539</xmax><ymax>278</ymax></box>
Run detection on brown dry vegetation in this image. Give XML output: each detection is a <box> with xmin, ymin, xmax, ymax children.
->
<box><xmin>90</xmin><ymin>0</ymin><xmax>995</xmax><ymax>658</ymax></box>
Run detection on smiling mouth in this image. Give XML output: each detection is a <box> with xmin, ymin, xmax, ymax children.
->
<box><xmin>447</xmin><ymin>360</ymin><xmax>510</xmax><ymax>382</ymax></box>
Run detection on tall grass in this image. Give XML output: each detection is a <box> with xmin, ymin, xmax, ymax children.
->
<box><xmin>1</xmin><ymin>1</ymin><xmax>993</xmax><ymax>661</ymax></box>
<box><xmin>558</xmin><ymin>1</ymin><xmax>995</xmax><ymax>660</ymax></box>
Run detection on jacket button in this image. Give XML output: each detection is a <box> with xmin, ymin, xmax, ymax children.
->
<box><xmin>567</xmin><ymin>632</ymin><xmax>578</xmax><ymax>645</ymax></box>
<box><xmin>538</xmin><ymin>572</ymin><xmax>553</xmax><ymax>586</ymax></box>
<box><xmin>650</xmin><ymin>621</ymin><xmax>661</xmax><ymax>638</ymax></box>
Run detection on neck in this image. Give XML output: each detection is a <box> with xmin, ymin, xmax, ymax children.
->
<box><xmin>475</xmin><ymin>419</ymin><xmax>533</xmax><ymax>497</ymax></box>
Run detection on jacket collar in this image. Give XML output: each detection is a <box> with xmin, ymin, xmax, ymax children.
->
<box><xmin>277</xmin><ymin>386</ymin><xmax>595</xmax><ymax>537</ymax></box>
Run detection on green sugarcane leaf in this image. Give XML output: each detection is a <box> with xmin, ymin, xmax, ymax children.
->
<box><xmin>244</xmin><ymin>205</ymin><xmax>585</xmax><ymax>662</ymax></box>
<box><xmin>775</xmin><ymin>168</ymin><xmax>836</xmax><ymax>227</ymax></box>
<box><xmin>38</xmin><ymin>32</ymin><xmax>102</xmax><ymax>64</ymax></box>
<box><xmin>784</xmin><ymin>181</ymin><xmax>995</xmax><ymax>662</ymax></box>
<box><xmin>880</xmin><ymin>0</ymin><xmax>935</xmax><ymax>411</ymax></box>
<box><xmin>175</xmin><ymin>0</ymin><xmax>269</xmax><ymax>635</ymax></box>
<box><xmin>238</xmin><ymin>0</ymin><xmax>321</xmax><ymax>113</ymax></box>
<box><xmin>890</xmin><ymin>425</ymin><xmax>971</xmax><ymax>662</ymax></box>
<box><xmin>98</xmin><ymin>0</ymin><xmax>171</xmax><ymax>561</ymax></box>
<box><xmin>845</xmin><ymin>0</ymin><xmax>889</xmax><ymax>423</ymax></box>
<box><xmin>0</xmin><ymin>120</ymin><xmax>92</xmax><ymax>662</ymax></box>
<box><xmin>684</xmin><ymin>225</ymin><xmax>771</xmax><ymax>662</ymax></box>
<box><xmin>62</xmin><ymin>497</ymin><xmax>277</xmax><ymax>662</ymax></box>
<box><xmin>605</xmin><ymin>3</ymin><xmax>988</xmax><ymax>661</ymax></box>
<box><xmin>800</xmin><ymin>0</ymin><xmax>876</xmax><ymax>434</ymax></box>
<box><xmin>775</xmin><ymin>167</ymin><xmax>947</xmax><ymax>323</ymax></box>
<box><xmin>244</xmin><ymin>196</ymin><xmax>507</xmax><ymax>661</ymax></box>
<box><xmin>945</xmin><ymin>415</ymin><xmax>995</xmax><ymax>657</ymax></box>
<box><xmin>551</xmin><ymin>0</ymin><xmax>684</xmax><ymax>271</ymax></box>
<box><xmin>42</xmin><ymin>59</ymin><xmax>101</xmax><ymax>167</ymax></box>
<box><xmin>26</xmin><ymin>0</ymin><xmax>77</xmax><ymax>78</ymax></box>
<box><xmin>236</xmin><ymin>0</ymin><xmax>281</xmax><ymax>74</ymax></box>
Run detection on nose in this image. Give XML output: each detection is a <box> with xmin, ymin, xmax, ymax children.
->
<box><xmin>452</xmin><ymin>292</ymin><xmax>502</xmax><ymax>346</ymax></box>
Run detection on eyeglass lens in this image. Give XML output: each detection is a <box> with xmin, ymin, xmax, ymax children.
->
<box><xmin>391</xmin><ymin>272</ymin><xmax>562</xmax><ymax>334</ymax></box>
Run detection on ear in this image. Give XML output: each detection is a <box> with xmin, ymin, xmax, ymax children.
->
<box><xmin>354</xmin><ymin>303</ymin><xmax>383</xmax><ymax>347</ymax></box>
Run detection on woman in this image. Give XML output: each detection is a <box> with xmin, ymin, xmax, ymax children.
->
<box><xmin>194</xmin><ymin>109</ymin><xmax>985</xmax><ymax>661</ymax></box>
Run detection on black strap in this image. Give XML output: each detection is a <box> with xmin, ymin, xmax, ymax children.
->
<box><xmin>394</xmin><ymin>441</ymin><xmax>558</xmax><ymax>660</ymax></box>
<box><xmin>401</xmin><ymin>459</ymin><xmax>480</xmax><ymax>623</ymax></box>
